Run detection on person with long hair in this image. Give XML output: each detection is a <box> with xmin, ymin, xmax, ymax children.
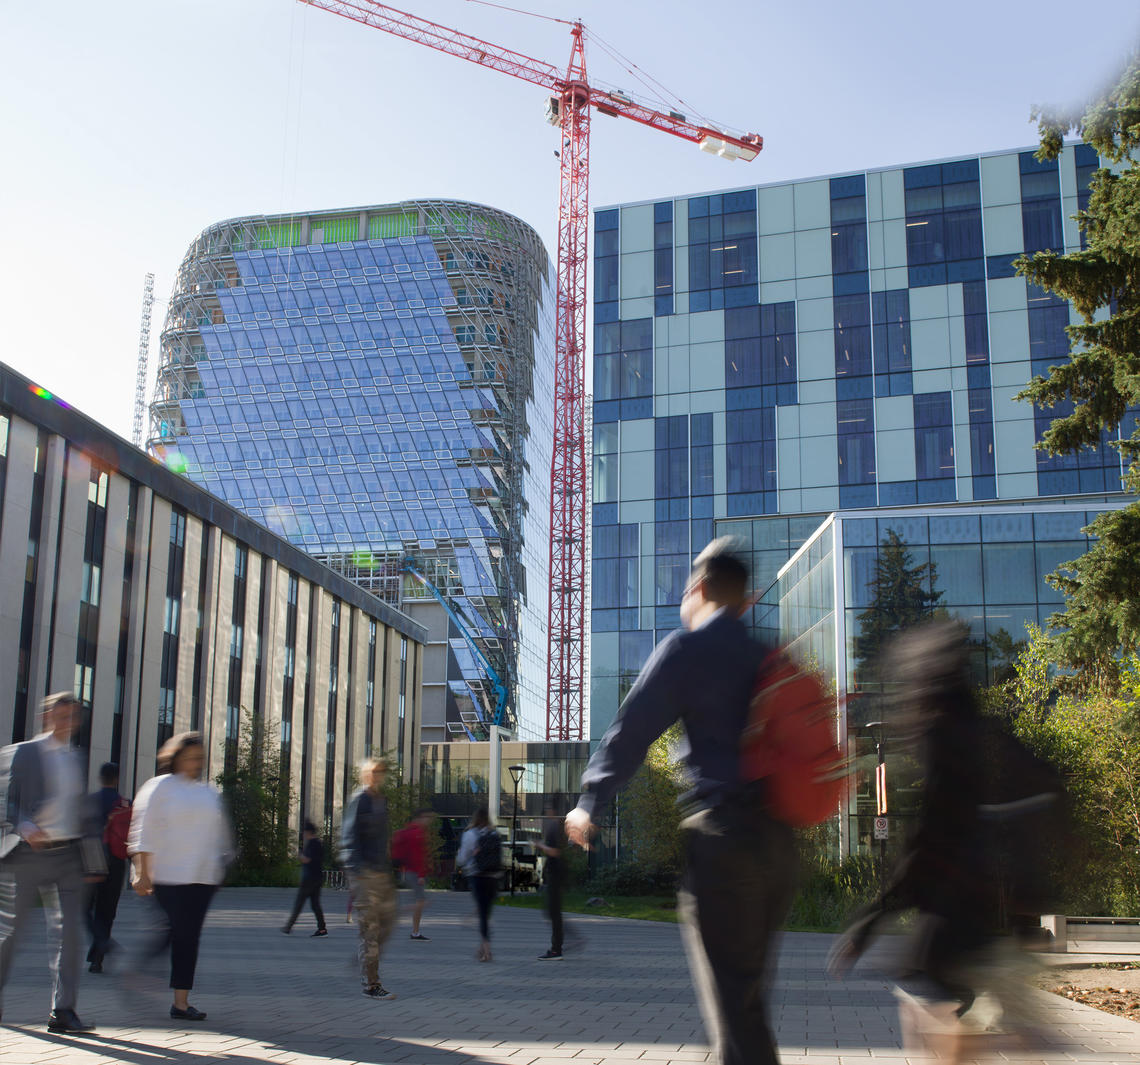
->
<box><xmin>455</xmin><ymin>804</ymin><xmax>500</xmax><ymax>962</ymax></box>
<box><xmin>128</xmin><ymin>732</ymin><xmax>232</xmax><ymax>1022</ymax></box>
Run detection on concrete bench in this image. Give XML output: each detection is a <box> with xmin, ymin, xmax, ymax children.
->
<box><xmin>1040</xmin><ymin>914</ymin><xmax>1140</xmax><ymax>954</ymax></box>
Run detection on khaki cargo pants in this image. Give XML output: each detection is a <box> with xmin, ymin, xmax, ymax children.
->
<box><xmin>350</xmin><ymin>868</ymin><xmax>397</xmax><ymax>987</ymax></box>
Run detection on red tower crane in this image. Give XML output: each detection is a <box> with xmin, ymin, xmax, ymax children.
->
<box><xmin>298</xmin><ymin>0</ymin><xmax>763</xmax><ymax>741</ymax></box>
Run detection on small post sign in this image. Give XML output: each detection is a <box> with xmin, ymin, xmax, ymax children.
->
<box><xmin>873</xmin><ymin>816</ymin><xmax>889</xmax><ymax>840</ymax></box>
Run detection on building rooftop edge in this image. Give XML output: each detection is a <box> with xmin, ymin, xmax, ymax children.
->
<box><xmin>0</xmin><ymin>360</ymin><xmax>428</xmax><ymax>644</ymax></box>
<box><xmin>593</xmin><ymin>140</ymin><xmax>1088</xmax><ymax>215</ymax></box>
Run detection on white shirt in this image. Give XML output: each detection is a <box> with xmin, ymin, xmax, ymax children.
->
<box><xmin>30</xmin><ymin>733</ymin><xmax>83</xmax><ymax>841</ymax></box>
<box><xmin>128</xmin><ymin>773</ymin><xmax>233</xmax><ymax>885</ymax></box>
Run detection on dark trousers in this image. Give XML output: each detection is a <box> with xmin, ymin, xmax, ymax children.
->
<box><xmin>544</xmin><ymin>875</ymin><xmax>564</xmax><ymax>952</ymax></box>
<box><xmin>152</xmin><ymin>884</ymin><xmax>216</xmax><ymax>991</ymax></box>
<box><xmin>470</xmin><ymin>875</ymin><xmax>497</xmax><ymax>940</ymax></box>
<box><xmin>87</xmin><ymin>855</ymin><xmax>125</xmax><ymax>964</ymax></box>
<box><xmin>285</xmin><ymin>879</ymin><xmax>326</xmax><ymax>931</ymax></box>
<box><xmin>677</xmin><ymin>804</ymin><xmax>797</xmax><ymax>1065</ymax></box>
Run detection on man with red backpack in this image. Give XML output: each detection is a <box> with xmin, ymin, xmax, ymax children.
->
<box><xmin>566</xmin><ymin>539</ymin><xmax>800</xmax><ymax>1065</ymax></box>
<box><xmin>86</xmin><ymin>762</ymin><xmax>130</xmax><ymax>973</ymax></box>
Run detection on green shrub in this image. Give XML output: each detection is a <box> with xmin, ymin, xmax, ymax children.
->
<box><xmin>787</xmin><ymin>855</ymin><xmax>879</xmax><ymax>931</ymax></box>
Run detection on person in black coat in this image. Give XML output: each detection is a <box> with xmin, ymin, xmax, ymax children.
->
<box><xmin>281</xmin><ymin>821</ymin><xmax>327</xmax><ymax>936</ymax></box>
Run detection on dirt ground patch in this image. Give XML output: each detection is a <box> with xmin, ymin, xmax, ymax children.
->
<box><xmin>1037</xmin><ymin>961</ymin><xmax>1140</xmax><ymax>1023</ymax></box>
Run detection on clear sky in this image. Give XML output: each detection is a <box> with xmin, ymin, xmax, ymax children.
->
<box><xmin>2</xmin><ymin>0</ymin><xmax>1137</xmax><ymax>441</ymax></box>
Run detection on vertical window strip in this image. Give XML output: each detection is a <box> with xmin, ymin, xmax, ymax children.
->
<box><xmin>13</xmin><ymin>430</ymin><xmax>49</xmax><ymax>743</ymax></box>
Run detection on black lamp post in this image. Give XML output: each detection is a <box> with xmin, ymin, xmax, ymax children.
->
<box><xmin>508</xmin><ymin>764</ymin><xmax>525</xmax><ymax>897</ymax></box>
<box><xmin>866</xmin><ymin>720</ymin><xmax>886</xmax><ymax>896</ymax></box>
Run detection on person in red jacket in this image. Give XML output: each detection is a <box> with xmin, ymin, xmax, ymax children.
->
<box><xmin>391</xmin><ymin>809</ymin><xmax>433</xmax><ymax>941</ymax></box>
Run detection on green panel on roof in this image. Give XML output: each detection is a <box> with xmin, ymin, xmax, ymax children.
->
<box><xmin>316</xmin><ymin>216</ymin><xmax>359</xmax><ymax>243</ymax></box>
<box><xmin>256</xmin><ymin>221</ymin><xmax>303</xmax><ymax>249</ymax></box>
<box><xmin>368</xmin><ymin>211</ymin><xmax>418</xmax><ymax>239</ymax></box>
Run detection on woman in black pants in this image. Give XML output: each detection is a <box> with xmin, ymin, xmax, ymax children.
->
<box><xmin>128</xmin><ymin>733</ymin><xmax>233</xmax><ymax>1021</ymax></box>
<box><xmin>456</xmin><ymin>805</ymin><xmax>500</xmax><ymax>961</ymax></box>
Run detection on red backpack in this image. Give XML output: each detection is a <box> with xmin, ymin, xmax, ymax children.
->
<box><xmin>103</xmin><ymin>798</ymin><xmax>132</xmax><ymax>860</ymax></box>
<box><xmin>741</xmin><ymin>650</ymin><xmax>848</xmax><ymax>826</ymax></box>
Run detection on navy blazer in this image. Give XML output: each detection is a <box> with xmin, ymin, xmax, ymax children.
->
<box><xmin>0</xmin><ymin>735</ymin><xmax>106</xmax><ymax>874</ymax></box>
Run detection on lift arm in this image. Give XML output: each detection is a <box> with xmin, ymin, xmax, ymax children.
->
<box><xmin>403</xmin><ymin>559</ymin><xmax>509</xmax><ymax>730</ymax></box>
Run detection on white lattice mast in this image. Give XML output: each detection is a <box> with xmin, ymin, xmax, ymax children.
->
<box><xmin>132</xmin><ymin>272</ymin><xmax>156</xmax><ymax>448</ymax></box>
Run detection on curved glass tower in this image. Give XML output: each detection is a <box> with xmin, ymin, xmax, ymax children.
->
<box><xmin>150</xmin><ymin>200</ymin><xmax>555</xmax><ymax>741</ymax></box>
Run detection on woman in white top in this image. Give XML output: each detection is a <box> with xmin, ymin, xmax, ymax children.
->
<box><xmin>455</xmin><ymin>804</ymin><xmax>500</xmax><ymax>961</ymax></box>
<box><xmin>128</xmin><ymin>732</ymin><xmax>232</xmax><ymax>1022</ymax></box>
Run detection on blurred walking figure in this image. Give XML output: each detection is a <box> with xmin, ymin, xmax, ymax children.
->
<box><xmin>281</xmin><ymin>820</ymin><xmax>327</xmax><ymax>936</ymax></box>
<box><xmin>537</xmin><ymin>803</ymin><xmax>567</xmax><ymax>960</ymax></box>
<box><xmin>340</xmin><ymin>757</ymin><xmax>398</xmax><ymax>999</ymax></box>
<box><xmin>0</xmin><ymin>693</ymin><xmax>105</xmax><ymax>1034</ymax></box>
<box><xmin>129</xmin><ymin>732</ymin><xmax>233</xmax><ymax>1022</ymax></box>
<box><xmin>392</xmin><ymin>808</ymin><xmax>433</xmax><ymax>940</ymax></box>
<box><xmin>456</xmin><ymin>804</ymin><xmax>501</xmax><ymax>961</ymax></box>
<box><xmin>86</xmin><ymin>761</ymin><xmax>130</xmax><ymax>972</ymax></box>
<box><xmin>828</xmin><ymin>620</ymin><xmax>1058</xmax><ymax>1063</ymax></box>
<box><xmin>565</xmin><ymin>540</ymin><xmax>796</xmax><ymax>1065</ymax></box>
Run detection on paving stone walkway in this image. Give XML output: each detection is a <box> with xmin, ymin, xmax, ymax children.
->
<box><xmin>1</xmin><ymin>887</ymin><xmax>1136</xmax><ymax>1064</ymax></box>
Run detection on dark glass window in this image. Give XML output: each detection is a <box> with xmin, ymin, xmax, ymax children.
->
<box><xmin>1019</xmin><ymin>152</ymin><xmax>1063</xmax><ymax>255</ymax></box>
<box><xmin>837</xmin><ymin>398</ymin><xmax>875</xmax><ymax>487</ymax></box>
<box><xmin>688</xmin><ymin>191</ymin><xmax>757</xmax><ymax>305</ymax></box>
<box><xmin>914</xmin><ymin>393</ymin><xmax>955</xmax><ymax>484</ymax></box>
<box><xmin>904</xmin><ymin>159</ymin><xmax>983</xmax><ymax>287</ymax></box>
<box><xmin>871</xmin><ymin>289</ymin><xmax>912</xmax><ymax>396</ymax></box>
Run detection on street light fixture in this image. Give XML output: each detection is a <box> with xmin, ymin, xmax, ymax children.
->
<box><xmin>865</xmin><ymin>721</ymin><xmax>887</xmax><ymax>896</ymax></box>
<box><xmin>508</xmin><ymin>764</ymin><xmax>525</xmax><ymax>897</ymax></box>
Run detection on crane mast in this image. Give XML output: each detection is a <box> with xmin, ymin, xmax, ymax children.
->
<box><xmin>298</xmin><ymin>0</ymin><xmax>762</xmax><ymax>740</ymax></box>
<box><xmin>133</xmin><ymin>272</ymin><xmax>156</xmax><ymax>449</ymax></box>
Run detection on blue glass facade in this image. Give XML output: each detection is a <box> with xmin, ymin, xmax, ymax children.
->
<box><xmin>152</xmin><ymin>201</ymin><xmax>555</xmax><ymax>742</ymax></box>
<box><xmin>590</xmin><ymin>144</ymin><xmax>1131</xmax><ymax>742</ymax></box>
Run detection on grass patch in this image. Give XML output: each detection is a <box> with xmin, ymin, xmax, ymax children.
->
<box><xmin>497</xmin><ymin>890</ymin><xmax>680</xmax><ymax>923</ymax></box>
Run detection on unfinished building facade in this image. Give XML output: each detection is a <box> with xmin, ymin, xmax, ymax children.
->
<box><xmin>150</xmin><ymin>200</ymin><xmax>555</xmax><ymax>743</ymax></box>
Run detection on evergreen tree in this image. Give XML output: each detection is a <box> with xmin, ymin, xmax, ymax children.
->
<box><xmin>1016</xmin><ymin>49</ymin><xmax>1140</xmax><ymax>688</ymax></box>
<box><xmin>852</xmin><ymin>530</ymin><xmax>942</xmax><ymax>687</ymax></box>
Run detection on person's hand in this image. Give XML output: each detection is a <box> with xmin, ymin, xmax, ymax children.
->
<box><xmin>564</xmin><ymin>807</ymin><xmax>594</xmax><ymax>850</ymax></box>
<box><xmin>22</xmin><ymin>826</ymin><xmax>48</xmax><ymax>850</ymax></box>
<box><xmin>133</xmin><ymin>871</ymin><xmax>153</xmax><ymax>897</ymax></box>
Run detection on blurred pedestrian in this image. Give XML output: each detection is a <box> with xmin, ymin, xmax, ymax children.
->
<box><xmin>129</xmin><ymin>731</ymin><xmax>232</xmax><ymax>1022</ymax></box>
<box><xmin>537</xmin><ymin>803</ymin><xmax>567</xmax><ymax>960</ymax></box>
<box><xmin>86</xmin><ymin>761</ymin><xmax>130</xmax><ymax>972</ymax></box>
<box><xmin>281</xmin><ymin>820</ymin><xmax>327</xmax><ymax>937</ymax></box>
<box><xmin>340</xmin><ymin>757</ymin><xmax>397</xmax><ymax>999</ymax></box>
<box><xmin>392</xmin><ymin>808</ymin><xmax>433</xmax><ymax>940</ymax></box>
<box><xmin>0</xmin><ymin>692</ymin><xmax>105</xmax><ymax>1034</ymax></box>
<box><xmin>565</xmin><ymin>539</ymin><xmax>796</xmax><ymax>1065</ymax></box>
<box><xmin>456</xmin><ymin>804</ymin><xmax>500</xmax><ymax>961</ymax></box>
<box><xmin>827</xmin><ymin>620</ymin><xmax>1043</xmax><ymax>1062</ymax></box>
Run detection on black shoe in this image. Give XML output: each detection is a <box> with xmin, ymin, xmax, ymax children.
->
<box><xmin>537</xmin><ymin>949</ymin><xmax>563</xmax><ymax>960</ymax></box>
<box><xmin>88</xmin><ymin>961</ymin><xmax>103</xmax><ymax>974</ymax></box>
<box><xmin>48</xmin><ymin>1008</ymin><xmax>95</xmax><ymax>1033</ymax></box>
<box><xmin>409</xmin><ymin>932</ymin><xmax>430</xmax><ymax>941</ymax></box>
<box><xmin>311</xmin><ymin>928</ymin><xmax>328</xmax><ymax>937</ymax></box>
<box><xmin>280</xmin><ymin>926</ymin><xmax>292</xmax><ymax>934</ymax></box>
<box><xmin>362</xmin><ymin>984</ymin><xmax>397</xmax><ymax>1000</ymax></box>
<box><xmin>170</xmin><ymin>1005</ymin><xmax>207</xmax><ymax>1021</ymax></box>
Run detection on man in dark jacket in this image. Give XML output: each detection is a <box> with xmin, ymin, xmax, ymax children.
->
<box><xmin>565</xmin><ymin>540</ymin><xmax>796</xmax><ymax>1065</ymax></box>
<box><xmin>281</xmin><ymin>820</ymin><xmax>327</xmax><ymax>936</ymax></box>
<box><xmin>0</xmin><ymin>693</ymin><xmax>106</xmax><ymax>1033</ymax></box>
<box><xmin>86</xmin><ymin>762</ymin><xmax>129</xmax><ymax>972</ymax></box>
<box><xmin>340</xmin><ymin>758</ymin><xmax>397</xmax><ymax>1000</ymax></box>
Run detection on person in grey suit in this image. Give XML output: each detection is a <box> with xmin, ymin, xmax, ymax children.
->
<box><xmin>0</xmin><ymin>692</ymin><xmax>105</xmax><ymax>1033</ymax></box>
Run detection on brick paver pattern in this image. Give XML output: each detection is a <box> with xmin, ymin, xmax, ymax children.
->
<box><xmin>1</xmin><ymin>887</ymin><xmax>1135</xmax><ymax>1064</ymax></box>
